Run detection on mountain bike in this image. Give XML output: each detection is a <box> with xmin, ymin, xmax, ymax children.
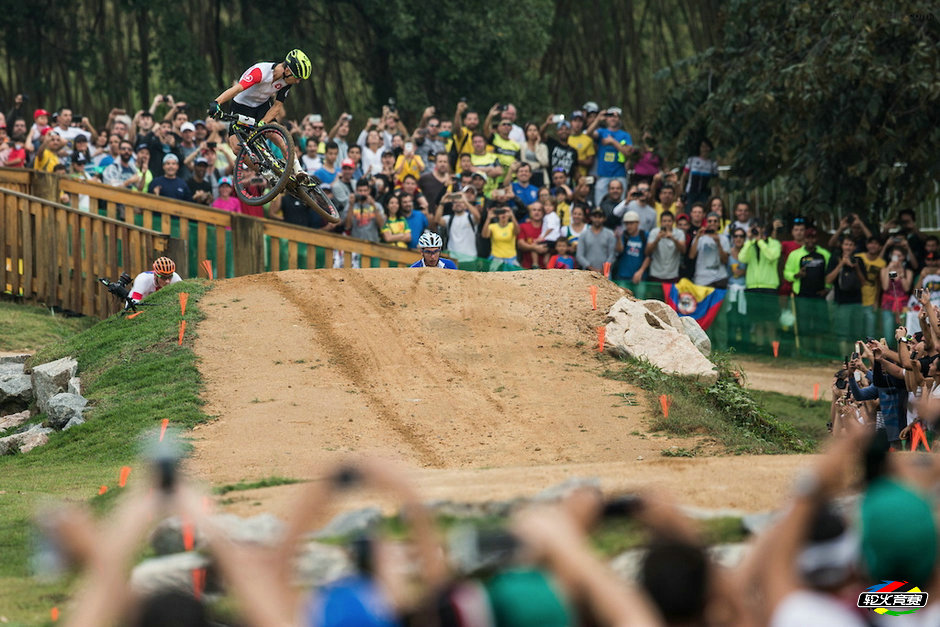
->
<box><xmin>217</xmin><ymin>112</ymin><xmax>340</xmax><ymax>223</ymax></box>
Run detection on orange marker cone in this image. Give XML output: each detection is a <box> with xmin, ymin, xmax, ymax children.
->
<box><xmin>182</xmin><ymin>520</ymin><xmax>195</xmax><ymax>552</ymax></box>
<box><xmin>201</xmin><ymin>259</ymin><xmax>214</xmax><ymax>280</ymax></box>
<box><xmin>772</xmin><ymin>340</ymin><xmax>780</xmax><ymax>358</ymax></box>
<box><xmin>812</xmin><ymin>383</ymin><xmax>820</xmax><ymax>401</ymax></box>
<box><xmin>192</xmin><ymin>568</ymin><xmax>206</xmax><ymax>600</ymax></box>
<box><xmin>118</xmin><ymin>466</ymin><xmax>132</xmax><ymax>488</ymax></box>
<box><xmin>127</xmin><ymin>311</ymin><xmax>143</xmax><ymax>320</ymax></box>
<box><xmin>159</xmin><ymin>418</ymin><xmax>169</xmax><ymax>442</ymax></box>
<box><xmin>179</xmin><ymin>292</ymin><xmax>189</xmax><ymax>317</ymax></box>
<box><xmin>98</xmin><ymin>485</ymin><xmax>108</xmax><ymax>496</ymax></box>
<box><xmin>597</xmin><ymin>326</ymin><xmax>606</xmax><ymax>352</ymax></box>
<box><xmin>589</xmin><ymin>285</ymin><xmax>598</xmax><ymax>310</ymax></box>
<box><xmin>178</xmin><ymin>319</ymin><xmax>187</xmax><ymax>346</ymax></box>
<box><xmin>50</xmin><ymin>607</ymin><xmax>59</xmax><ymax>622</ymax></box>
<box><xmin>659</xmin><ymin>394</ymin><xmax>670</xmax><ymax>418</ymax></box>
<box><xmin>602</xmin><ymin>262</ymin><xmax>611</xmax><ymax>279</ymax></box>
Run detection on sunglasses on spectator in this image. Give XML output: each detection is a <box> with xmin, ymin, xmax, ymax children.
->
<box><xmin>733</xmin><ymin>234</ymin><xmax>745</xmax><ymax>238</ymax></box>
<box><xmin>793</xmin><ymin>217</ymin><xmax>806</xmax><ymax>224</ymax></box>
<box><xmin>428</xmin><ymin>123</ymin><xmax>440</xmax><ymax>127</ymax></box>
<box><xmin>311</xmin><ymin>125</ymin><xmax>324</xmax><ymax>130</ymax></box>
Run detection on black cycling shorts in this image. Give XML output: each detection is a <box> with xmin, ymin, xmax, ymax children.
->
<box><xmin>229</xmin><ymin>100</ymin><xmax>272</xmax><ymax>129</ymax></box>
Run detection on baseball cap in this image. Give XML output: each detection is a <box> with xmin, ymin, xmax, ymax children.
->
<box><xmin>571</xmin><ymin>110</ymin><xmax>584</xmax><ymax>119</ymax></box>
<box><xmin>180</xmin><ymin>122</ymin><xmax>195</xmax><ymax>133</ymax></box>
<box><xmin>163</xmin><ymin>153</ymin><xmax>179</xmax><ymax>164</ymax></box>
<box><xmin>135</xmin><ymin>143</ymin><xmax>149</xmax><ymax>152</ymax></box>
<box><xmin>193</xmin><ymin>119</ymin><xmax>206</xmax><ymax>127</ymax></box>
<box><xmin>607</xmin><ymin>106</ymin><xmax>623</xmax><ymax>116</ymax></box>
<box><xmin>309</xmin><ymin>114</ymin><xmax>323</xmax><ymax>124</ymax></box>
<box><xmin>582</xmin><ymin>101</ymin><xmax>599</xmax><ymax>113</ymax></box>
<box><xmin>71</xmin><ymin>151</ymin><xmax>88</xmax><ymax>164</ymax></box>
<box><xmin>73</xmin><ymin>134</ymin><xmax>88</xmax><ymax>143</ymax></box>
<box><xmin>194</xmin><ymin>156</ymin><xmax>209</xmax><ymax>166</ymax></box>
<box><xmin>341</xmin><ymin>158</ymin><xmax>355</xmax><ymax>169</ymax></box>
<box><xmin>33</xmin><ymin>108</ymin><xmax>49</xmax><ymax>120</ymax></box>
<box><xmin>40</xmin><ymin>127</ymin><xmax>57</xmax><ymax>137</ymax></box>
<box><xmin>590</xmin><ymin>207</ymin><xmax>604</xmax><ymax>216</ymax></box>
<box><xmin>219</xmin><ymin>176</ymin><xmax>232</xmax><ymax>186</ymax></box>
<box><xmin>471</xmin><ymin>171</ymin><xmax>488</xmax><ymax>182</ymax></box>
<box><xmin>557</xmin><ymin>120</ymin><xmax>571</xmax><ymax>129</ymax></box>
<box><xmin>321</xmin><ymin>183</ymin><xmax>333</xmax><ymax>191</ymax></box>
<box><xmin>623</xmin><ymin>210</ymin><xmax>640</xmax><ymax>223</ymax></box>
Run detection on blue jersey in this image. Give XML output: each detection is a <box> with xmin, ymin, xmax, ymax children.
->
<box><xmin>410</xmin><ymin>257</ymin><xmax>457</xmax><ymax>269</ymax></box>
<box><xmin>596</xmin><ymin>128</ymin><xmax>633</xmax><ymax>177</ymax></box>
<box><xmin>512</xmin><ymin>182</ymin><xmax>539</xmax><ymax>206</ymax></box>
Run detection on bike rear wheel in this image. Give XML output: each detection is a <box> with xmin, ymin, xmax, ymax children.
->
<box><xmin>234</xmin><ymin>123</ymin><xmax>295</xmax><ymax>206</ymax></box>
<box><xmin>295</xmin><ymin>179</ymin><xmax>342</xmax><ymax>223</ymax></box>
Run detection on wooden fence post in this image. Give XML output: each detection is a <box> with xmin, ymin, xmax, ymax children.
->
<box><xmin>165</xmin><ymin>237</ymin><xmax>189</xmax><ymax>278</ymax></box>
<box><xmin>230</xmin><ymin>214</ymin><xmax>265</xmax><ymax>276</ymax></box>
<box><xmin>30</xmin><ymin>171</ymin><xmax>60</xmax><ymax>204</ymax></box>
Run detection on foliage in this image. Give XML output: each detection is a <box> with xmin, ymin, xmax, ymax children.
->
<box><xmin>652</xmin><ymin>0</ymin><xmax>940</xmax><ymax>220</ymax></box>
<box><xmin>214</xmin><ymin>476</ymin><xmax>303</xmax><ymax>495</ymax></box>
<box><xmin>604</xmin><ymin>351</ymin><xmax>817</xmax><ymax>454</ymax></box>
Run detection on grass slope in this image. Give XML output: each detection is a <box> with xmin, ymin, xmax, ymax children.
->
<box><xmin>0</xmin><ymin>280</ymin><xmax>212</xmax><ymax>625</ymax></box>
<box><xmin>0</xmin><ymin>300</ymin><xmax>97</xmax><ymax>352</ymax></box>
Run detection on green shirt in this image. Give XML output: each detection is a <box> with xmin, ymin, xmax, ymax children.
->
<box><xmin>739</xmin><ymin>238</ymin><xmax>782</xmax><ymax>289</ymax></box>
<box><xmin>783</xmin><ymin>244</ymin><xmax>832</xmax><ymax>296</ymax></box>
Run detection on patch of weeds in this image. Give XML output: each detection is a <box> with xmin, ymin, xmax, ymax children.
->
<box><xmin>493</xmin><ymin>386</ymin><xmax>505</xmax><ymax>393</ymax></box>
<box><xmin>213</xmin><ymin>476</ymin><xmax>303</xmax><ymax>495</ymax></box>
<box><xmin>661</xmin><ymin>447</ymin><xmax>698</xmax><ymax>458</ymax></box>
<box><xmin>293</xmin><ymin>359</ymin><xmax>307</xmax><ymax>364</ymax></box>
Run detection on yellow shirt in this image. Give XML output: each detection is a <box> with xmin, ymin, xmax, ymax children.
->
<box><xmin>856</xmin><ymin>253</ymin><xmax>885</xmax><ymax>307</ymax></box>
<box><xmin>490</xmin><ymin>135</ymin><xmax>520</xmax><ymax>171</ymax></box>
<box><xmin>556</xmin><ymin>201</ymin><xmax>571</xmax><ymax>227</ymax></box>
<box><xmin>394</xmin><ymin>155</ymin><xmax>425</xmax><ymax>183</ymax></box>
<box><xmin>489</xmin><ymin>221</ymin><xmax>517</xmax><ymax>259</ymax></box>
<box><xmin>654</xmin><ymin>201</ymin><xmax>679</xmax><ymax>226</ymax></box>
<box><xmin>568</xmin><ymin>133</ymin><xmax>595</xmax><ymax>179</ymax></box>
<box><xmin>34</xmin><ymin>149</ymin><xmax>59</xmax><ymax>172</ymax></box>
<box><xmin>452</xmin><ymin>126</ymin><xmax>475</xmax><ymax>172</ymax></box>
<box><xmin>381</xmin><ymin>217</ymin><xmax>411</xmax><ymax>248</ymax></box>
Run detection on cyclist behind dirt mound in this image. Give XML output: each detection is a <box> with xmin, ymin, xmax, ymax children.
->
<box><xmin>410</xmin><ymin>231</ymin><xmax>458</xmax><ymax>269</ymax></box>
<box><xmin>206</xmin><ymin>49</ymin><xmax>311</xmax><ymax>173</ymax></box>
<box><xmin>128</xmin><ymin>256</ymin><xmax>182</xmax><ymax>304</ymax></box>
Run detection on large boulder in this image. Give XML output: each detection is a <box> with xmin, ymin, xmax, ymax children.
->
<box><xmin>0</xmin><ymin>374</ymin><xmax>32</xmax><ymax>414</ymax></box>
<box><xmin>680</xmin><ymin>316</ymin><xmax>712</xmax><ymax>357</ymax></box>
<box><xmin>0</xmin><ymin>410</ymin><xmax>31</xmax><ymax>433</ymax></box>
<box><xmin>313</xmin><ymin>507</ymin><xmax>382</xmax><ymax>540</ymax></box>
<box><xmin>45</xmin><ymin>393</ymin><xmax>88</xmax><ymax>430</ymax></box>
<box><xmin>31</xmin><ymin>357</ymin><xmax>78</xmax><ymax>414</ymax></box>
<box><xmin>605</xmin><ymin>297</ymin><xmax>718</xmax><ymax>384</ymax></box>
<box><xmin>0</xmin><ymin>423</ymin><xmax>52</xmax><ymax>455</ymax></box>
<box><xmin>150</xmin><ymin>513</ymin><xmax>284</xmax><ymax>555</ymax></box>
<box><xmin>130</xmin><ymin>552</ymin><xmax>211</xmax><ymax>597</ymax></box>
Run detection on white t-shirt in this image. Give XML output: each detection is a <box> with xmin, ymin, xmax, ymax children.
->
<box><xmin>693</xmin><ymin>233</ymin><xmax>731</xmax><ymax>285</ymax></box>
<box><xmin>446</xmin><ymin>212</ymin><xmax>477</xmax><ymax>258</ymax></box>
<box><xmin>128</xmin><ymin>271</ymin><xmax>182</xmax><ymax>302</ymax></box>
<box><xmin>647</xmin><ymin>227</ymin><xmax>685</xmax><ymax>279</ymax></box>
<box><xmin>541</xmin><ymin>211</ymin><xmax>561</xmax><ymax>242</ymax></box>
<box><xmin>770</xmin><ymin>590</ymin><xmax>865</xmax><ymax>627</ymax></box>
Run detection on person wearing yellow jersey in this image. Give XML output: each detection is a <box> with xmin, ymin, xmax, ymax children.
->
<box><xmin>468</xmin><ymin>134</ymin><xmax>502</xmax><ymax>198</ymax></box>
<box><xmin>483</xmin><ymin>104</ymin><xmax>520</xmax><ymax>184</ymax></box>
<box><xmin>567</xmin><ymin>110</ymin><xmax>595</xmax><ymax>180</ymax></box>
<box><xmin>856</xmin><ymin>236</ymin><xmax>886</xmax><ymax>338</ymax></box>
<box><xmin>653</xmin><ymin>183</ymin><xmax>679</xmax><ymax>226</ymax></box>
<box><xmin>451</xmin><ymin>101</ymin><xmax>481</xmax><ymax>173</ymax></box>
<box><xmin>34</xmin><ymin>128</ymin><xmax>63</xmax><ymax>172</ymax></box>
<box><xmin>393</xmin><ymin>141</ymin><xmax>425</xmax><ymax>185</ymax></box>
<box><xmin>482</xmin><ymin>205</ymin><xmax>520</xmax><ymax>266</ymax></box>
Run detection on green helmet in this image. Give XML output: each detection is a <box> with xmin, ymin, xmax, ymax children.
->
<box><xmin>285</xmin><ymin>49</ymin><xmax>311</xmax><ymax>80</ymax></box>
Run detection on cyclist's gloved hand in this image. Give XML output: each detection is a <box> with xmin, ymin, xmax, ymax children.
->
<box><xmin>256</xmin><ymin>120</ymin><xmax>266</xmax><ymax>128</ymax></box>
<box><xmin>207</xmin><ymin>101</ymin><xmax>222</xmax><ymax>118</ymax></box>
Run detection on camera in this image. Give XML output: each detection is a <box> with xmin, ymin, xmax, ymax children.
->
<box><xmin>498</xmin><ymin>103</ymin><xmax>508</xmax><ymax>112</ymax></box>
<box><xmin>705</xmin><ymin>229</ymin><xmax>716</xmax><ymax>235</ymax></box>
<box><xmin>459</xmin><ymin>96</ymin><xmax>467</xmax><ymax>103</ymax></box>
<box><xmin>889</xmin><ymin>270</ymin><xmax>898</xmax><ymax>280</ymax></box>
<box><xmin>98</xmin><ymin>272</ymin><xmax>135</xmax><ymax>312</ymax></box>
<box><xmin>835</xmin><ymin>378</ymin><xmax>848</xmax><ymax>390</ymax></box>
<box><xmin>387</xmin><ymin>97</ymin><xmax>397</xmax><ymax>113</ymax></box>
<box><xmin>355</xmin><ymin>193</ymin><xmax>366</xmax><ymax>203</ymax></box>
<box><xmin>207</xmin><ymin>141</ymin><xmax>217</xmax><ymax>148</ymax></box>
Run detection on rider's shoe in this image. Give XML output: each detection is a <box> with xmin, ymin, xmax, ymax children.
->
<box><xmin>290</xmin><ymin>171</ymin><xmax>309</xmax><ymax>185</ymax></box>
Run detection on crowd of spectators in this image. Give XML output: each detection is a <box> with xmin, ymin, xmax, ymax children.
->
<box><xmin>5</xmin><ymin>94</ymin><xmax>935</xmax><ymax>353</ymax></box>
<box><xmin>41</xmin><ymin>432</ymin><xmax>940</xmax><ymax>626</ymax></box>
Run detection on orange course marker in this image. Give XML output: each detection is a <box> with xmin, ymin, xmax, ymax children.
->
<box><xmin>201</xmin><ymin>259</ymin><xmax>214</xmax><ymax>280</ymax></box>
<box><xmin>772</xmin><ymin>340</ymin><xmax>780</xmax><ymax>358</ymax></box>
<box><xmin>118</xmin><ymin>466</ymin><xmax>132</xmax><ymax>488</ymax></box>
<box><xmin>127</xmin><ymin>311</ymin><xmax>144</xmax><ymax>320</ymax></box>
<box><xmin>659</xmin><ymin>394</ymin><xmax>670</xmax><ymax>418</ymax></box>
<box><xmin>812</xmin><ymin>383</ymin><xmax>820</xmax><ymax>401</ymax></box>
<box><xmin>589</xmin><ymin>285</ymin><xmax>598</xmax><ymax>310</ymax></box>
<box><xmin>178</xmin><ymin>320</ymin><xmax>187</xmax><ymax>345</ymax></box>
<box><xmin>597</xmin><ymin>326</ymin><xmax>606</xmax><ymax>352</ymax></box>
<box><xmin>159</xmin><ymin>418</ymin><xmax>169</xmax><ymax>442</ymax></box>
<box><xmin>97</xmin><ymin>485</ymin><xmax>108</xmax><ymax>496</ymax></box>
<box><xmin>179</xmin><ymin>292</ymin><xmax>189</xmax><ymax>317</ymax></box>
<box><xmin>182</xmin><ymin>520</ymin><xmax>195</xmax><ymax>551</ymax></box>
<box><xmin>192</xmin><ymin>567</ymin><xmax>206</xmax><ymax>600</ymax></box>
<box><xmin>50</xmin><ymin>607</ymin><xmax>59</xmax><ymax>622</ymax></box>
<box><xmin>603</xmin><ymin>261</ymin><xmax>611</xmax><ymax>279</ymax></box>
<box><xmin>912</xmin><ymin>422</ymin><xmax>931</xmax><ymax>452</ymax></box>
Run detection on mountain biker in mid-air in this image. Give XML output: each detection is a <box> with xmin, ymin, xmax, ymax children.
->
<box><xmin>207</xmin><ymin>49</ymin><xmax>311</xmax><ymax>177</ymax></box>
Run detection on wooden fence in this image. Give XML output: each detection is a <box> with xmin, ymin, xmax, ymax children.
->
<box><xmin>1</xmin><ymin>185</ymin><xmax>172</xmax><ymax>317</ymax></box>
<box><xmin>1</xmin><ymin>169</ymin><xmax>420</xmax><ymax>316</ymax></box>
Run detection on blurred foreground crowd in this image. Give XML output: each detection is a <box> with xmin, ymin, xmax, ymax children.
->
<box><xmin>40</xmin><ymin>434</ymin><xmax>940</xmax><ymax>626</ymax></box>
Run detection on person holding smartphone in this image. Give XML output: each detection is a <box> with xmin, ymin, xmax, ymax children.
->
<box><xmin>393</xmin><ymin>140</ymin><xmax>425</xmax><ymax>186</ymax></box>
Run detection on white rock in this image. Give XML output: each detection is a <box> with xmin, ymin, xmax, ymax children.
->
<box><xmin>641</xmin><ymin>300</ymin><xmax>684</xmax><ymax>331</ymax></box>
<box><xmin>680</xmin><ymin>316</ymin><xmax>712</xmax><ymax>357</ymax></box>
<box><xmin>0</xmin><ymin>374</ymin><xmax>32</xmax><ymax>413</ymax></box>
<box><xmin>31</xmin><ymin>357</ymin><xmax>78</xmax><ymax>414</ymax></box>
<box><xmin>605</xmin><ymin>297</ymin><xmax>718</xmax><ymax>384</ymax></box>
<box><xmin>45</xmin><ymin>393</ymin><xmax>88</xmax><ymax>430</ymax></box>
<box><xmin>0</xmin><ymin>410</ymin><xmax>31</xmax><ymax>433</ymax></box>
<box><xmin>68</xmin><ymin>377</ymin><xmax>81</xmax><ymax>396</ymax></box>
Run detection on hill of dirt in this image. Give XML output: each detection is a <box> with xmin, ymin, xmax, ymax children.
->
<box><xmin>188</xmin><ymin>269</ymin><xmax>813</xmax><ymax>516</ymax></box>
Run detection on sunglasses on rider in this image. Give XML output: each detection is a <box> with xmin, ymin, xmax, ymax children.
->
<box><xmin>422</xmin><ymin>248</ymin><xmax>441</xmax><ymax>255</ymax></box>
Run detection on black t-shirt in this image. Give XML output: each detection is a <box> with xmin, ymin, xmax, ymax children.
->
<box><xmin>826</xmin><ymin>255</ymin><xmax>863</xmax><ymax>304</ymax></box>
<box><xmin>546</xmin><ymin>138</ymin><xmax>577</xmax><ymax>182</ymax></box>
<box><xmin>797</xmin><ymin>249</ymin><xmax>829</xmax><ymax>298</ymax></box>
<box><xmin>418</xmin><ymin>172</ymin><xmax>447</xmax><ymax>212</ymax></box>
<box><xmin>281</xmin><ymin>193</ymin><xmax>326</xmax><ymax>229</ymax></box>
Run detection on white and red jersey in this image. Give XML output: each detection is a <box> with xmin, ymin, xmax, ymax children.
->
<box><xmin>233</xmin><ymin>62</ymin><xmax>292</xmax><ymax>107</ymax></box>
<box><xmin>128</xmin><ymin>271</ymin><xmax>182</xmax><ymax>302</ymax></box>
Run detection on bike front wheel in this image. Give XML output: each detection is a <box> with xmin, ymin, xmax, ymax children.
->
<box><xmin>234</xmin><ymin>123</ymin><xmax>295</xmax><ymax>206</ymax></box>
<box><xmin>295</xmin><ymin>180</ymin><xmax>342</xmax><ymax>223</ymax></box>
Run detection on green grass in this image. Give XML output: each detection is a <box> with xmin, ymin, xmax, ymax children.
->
<box><xmin>0</xmin><ymin>280</ymin><xmax>213</xmax><ymax>624</ymax></box>
<box><xmin>749</xmin><ymin>389</ymin><xmax>830</xmax><ymax>444</ymax></box>
<box><xmin>603</xmin><ymin>351</ymin><xmax>818</xmax><ymax>455</ymax></box>
<box><xmin>0</xmin><ymin>299</ymin><xmax>97</xmax><ymax>352</ymax></box>
<box><xmin>591</xmin><ymin>515</ymin><xmax>746</xmax><ymax>556</ymax></box>
<box><xmin>213</xmin><ymin>476</ymin><xmax>303</xmax><ymax>495</ymax></box>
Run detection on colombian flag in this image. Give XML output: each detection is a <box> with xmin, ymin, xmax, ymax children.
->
<box><xmin>662</xmin><ymin>278</ymin><xmax>726</xmax><ymax>330</ymax></box>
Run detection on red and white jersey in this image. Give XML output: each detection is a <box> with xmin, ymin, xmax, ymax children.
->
<box><xmin>128</xmin><ymin>270</ymin><xmax>182</xmax><ymax>302</ymax></box>
<box><xmin>233</xmin><ymin>62</ymin><xmax>292</xmax><ymax>107</ymax></box>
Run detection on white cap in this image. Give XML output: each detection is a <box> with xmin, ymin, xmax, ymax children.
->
<box><xmin>180</xmin><ymin>122</ymin><xmax>195</xmax><ymax>133</ymax></box>
<box><xmin>623</xmin><ymin>210</ymin><xmax>640</xmax><ymax>223</ymax></box>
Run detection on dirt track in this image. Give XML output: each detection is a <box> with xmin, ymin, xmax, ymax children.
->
<box><xmin>188</xmin><ymin>269</ymin><xmax>815</xmax><ymax>516</ymax></box>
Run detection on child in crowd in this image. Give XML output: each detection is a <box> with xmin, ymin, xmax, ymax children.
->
<box><xmin>541</xmin><ymin>196</ymin><xmax>561</xmax><ymax>247</ymax></box>
<box><xmin>547</xmin><ymin>237</ymin><xmax>576</xmax><ymax>269</ymax></box>
<box><xmin>211</xmin><ymin>177</ymin><xmax>240</xmax><ymax>213</ymax></box>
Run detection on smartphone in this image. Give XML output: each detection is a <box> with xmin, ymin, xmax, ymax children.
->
<box><xmin>404</xmin><ymin>142</ymin><xmax>414</xmax><ymax>152</ymax></box>
<box><xmin>552</xmin><ymin>114</ymin><xmax>565</xmax><ymax>123</ymax></box>
<box><xmin>584</xmin><ymin>176</ymin><xmax>595</xmax><ymax>185</ymax></box>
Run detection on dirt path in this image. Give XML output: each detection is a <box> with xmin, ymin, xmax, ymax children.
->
<box><xmin>737</xmin><ymin>358</ymin><xmax>839</xmax><ymax>400</ymax></box>
<box><xmin>188</xmin><ymin>269</ymin><xmax>813</xmax><ymax>515</ymax></box>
